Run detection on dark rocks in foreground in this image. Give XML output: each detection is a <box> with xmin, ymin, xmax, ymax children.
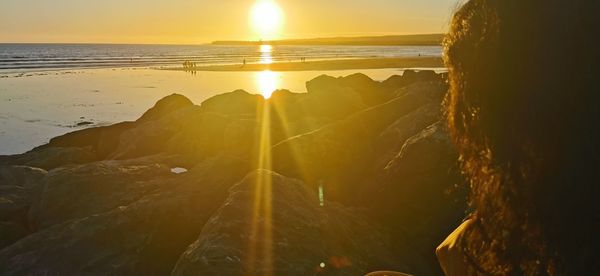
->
<box><xmin>0</xmin><ymin>70</ymin><xmax>466</xmax><ymax>275</ymax></box>
<box><xmin>173</xmin><ymin>170</ymin><xmax>401</xmax><ymax>276</ymax></box>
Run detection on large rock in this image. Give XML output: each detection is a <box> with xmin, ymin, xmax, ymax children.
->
<box><xmin>198</xmin><ymin>90</ymin><xmax>263</xmax><ymax>116</ymax></box>
<box><xmin>28</xmin><ymin>158</ymin><xmax>175</xmax><ymax>230</ymax></box>
<box><xmin>137</xmin><ymin>93</ymin><xmax>194</xmax><ymax>123</ymax></box>
<box><xmin>0</xmin><ymin>166</ymin><xmax>46</xmax><ymax>249</ymax></box>
<box><xmin>382</xmin><ymin>70</ymin><xmax>441</xmax><ymax>92</ymax></box>
<box><xmin>0</xmin><ymin>166</ymin><xmax>47</xmax><ymax>190</ymax></box>
<box><xmin>0</xmin><ymin>147</ymin><xmax>97</xmax><ymax>171</ymax></box>
<box><xmin>271</xmin><ymin>80</ymin><xmax>446</xmax><ymax>205</ymax></box>
<box><xmin>0</xmin><ymin>155</ymin><xmax>249</xmax><ymax>275</ymax></box>
<box><xmin>363</xmin><ymin>122</ymin><xmax>467</xmax><ymax>275</ymax></box>
<box><xmin>172</xmin><ymin>170</ymin><xmax>401</xmax><ymax>276</ymax></box>
<box><xmin>373</xmin><ymin>103</ymin><xmax>441</xmax><ymax>170</ymax></box>
<box><xmin>0</xmin><ymin>222</ymin><xmax>28</xmax><ymax>249</ymax></box>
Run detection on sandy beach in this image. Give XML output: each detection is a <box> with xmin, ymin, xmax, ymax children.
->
<box><xmin>165</xmin><ymin>57</ymin><xmax>443</xmax><ymax>72</ymax></box>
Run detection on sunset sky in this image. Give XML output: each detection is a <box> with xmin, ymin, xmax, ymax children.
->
<box><xmin>0</xmin><ymin>0</ymin><xmax>461</xmax><ymax>44</ymax></box>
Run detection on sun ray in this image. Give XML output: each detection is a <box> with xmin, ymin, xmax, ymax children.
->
<box><xmin>246</xmin><ymin>99</ymin><xmax>274</xmax><ymax>275</ymax></box>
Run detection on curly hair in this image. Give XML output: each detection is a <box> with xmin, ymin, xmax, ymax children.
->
<box><xmin>444</xmin><ymin>0</ymin><xmax>600</xmax><ymax>274</ymax></box>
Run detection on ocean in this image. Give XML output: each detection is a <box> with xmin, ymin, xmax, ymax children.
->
<box><xmin>0</xmin><ymin>44</ymin><xmax>442</xmax><ymax>72</ymax></box>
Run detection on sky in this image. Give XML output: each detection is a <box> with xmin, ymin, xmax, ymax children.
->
<box><xmin>0</xmin><ymin>0</ymin><xmax>462</xmax><ymax>44</ymax></box>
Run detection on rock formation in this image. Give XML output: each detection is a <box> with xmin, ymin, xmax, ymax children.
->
<box><xmin>0</xmin><ymin>70</ymin><xmax>466</xmax><ymax>275</ymax></box>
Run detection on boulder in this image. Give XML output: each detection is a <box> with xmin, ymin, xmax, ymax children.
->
<box><xmin>271</xmin><ymin>81</ymin><xmax>446</xmax><ymax>205</ymax></box>
<box><xmin>382</xmin><ymin>70</ymin><xmax>443</xmax><ymax>93</ymax></box>
<box><xmin>0</xmin><ymin>166</ymin><xmax>47</xmax><ymax>221</ymax></box>
<box><xmin>0</xmin><ymin>222</ymin><xmax>28</xmax><ymax>249</ymax></box>
<box><xmin>0</xmin><ymin>155</ymin><xmax>249</xmax><ymax>275</ymax></box>
<box><xmin>302</xmin><ymin>75</ymin><xmax>367</xmax><ymax>119</ymax></box>
<box><xmin>172</xmin><ymin>170</ymin><xmax>401</xmax><ymax>276</ymax></box>
<box><xmin>0</xmin><ymin>166</ymin><xmax>47</xmax><ymax>189</ymax></box>
<box><xmin>137</xmin><ymin>93</ymin><xmax>194</xmax><ymax>123</ymax></box>
<box><xmin>0</xmin><ymin>166</ymin><xmax>46</xmax><ymax>249</ymax></box>
<box><xmin>364</xmin><ymin>122</ymin><xmax>467</xmax><ymax>275</ymax></box>
<box><xmin>28</xmin><ymin>159</ymin><xmax>175</xmax><ymax>230</ymax></box>
<box><xmin>373</xmin><ymin>103</ymin><xmax>441</xmax><ymax>170</ymax></box>
<box><xmin>198</xmin><ymin>90</ymin><xmax>263</xmax><ymax>116</ymax></box>
<box><xmin>1</xmin><ymin>147</ymin><xmax>97</xmax><ymax>171</ymax></box>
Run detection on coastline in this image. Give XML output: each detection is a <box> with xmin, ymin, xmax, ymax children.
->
<box><xmin>162</xmin><ymin>57</ymin><xmax>444</xmax><ymax>72</ymax></box>
<box><xmin>0</xmin><ymin>67</ymin><xmax>409</xmax><ymax>155</ymax></box>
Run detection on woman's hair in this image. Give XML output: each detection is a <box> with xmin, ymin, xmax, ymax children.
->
<box><xmin>444</xmin><ymin>0</ymin><xmax>600</xmax><ymax>274</ymax></box>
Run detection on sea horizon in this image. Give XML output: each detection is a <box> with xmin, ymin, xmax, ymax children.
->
<box><xmin>0</xmin><ymin>43</ymin><xmax>442</xmax><ymax>73</ymax></box>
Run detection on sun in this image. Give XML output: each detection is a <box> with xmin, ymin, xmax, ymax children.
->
<box><xmin>250</xmin><ymin>0</ymin><xmax>284</xmax><ymax>40</ymax></box>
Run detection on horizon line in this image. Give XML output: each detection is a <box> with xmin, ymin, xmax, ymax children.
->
<box><xmin>0</xmin><ymin>33</ymin><xmax>445</xmax><ymax>46</ymax></box>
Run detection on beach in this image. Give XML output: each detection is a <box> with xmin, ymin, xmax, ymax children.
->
<box><xmin>0</xmin><ymin>43</ymin><xmax>445</xmax><ymax>155</ymax></box>
<box><xmin>1</xmin><ymin>66</ymin><xmax>442</xmax><ymax>155</ymax></box>
<box><xmin>165</xmin><ymin>57</ymin><xmax>443</xmax><ymax>72</ymax></box>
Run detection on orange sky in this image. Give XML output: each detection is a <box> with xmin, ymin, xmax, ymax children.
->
<box><xmin>0</xmin><ymin>0</ymin><xmax>461</xmax><ymax>44</ymax></box>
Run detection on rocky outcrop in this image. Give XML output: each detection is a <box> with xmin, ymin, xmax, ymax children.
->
<box><xmin>271</xmin><ymin>80</ymin><xmax>447</xmax><ymax>205</ymax></box>
<box><xmin>137</xmin><ymin>93</ymin><xmax>194</xmax><ymax>123</ymax></box>
<box><xmin>0</xmin><ymin>71</ymin><xmax>467</xmax><ymax>275</ymax></box>
<box><xmin>0</xmin><ymin>166</ymin><xmax>47</xmax><ymax>248</ymax></box>
<box><xmin>172</xmin><ymin>170</ymin><xmax>402</xmax><ymax>276</ymax></box>
<box><xmin>364</xmin><ymin>122</ymin><xmax>467</xmax><ymax>275</ymax></box>
<box><xmin>0</xmin><ymin>156</ymin><xmax>249</xmax><ymax>275</ymax></box>
<box><xmin>29</xmin><ymin>159</ymin><xmax>174</xmax><ymax>229</ymax></box>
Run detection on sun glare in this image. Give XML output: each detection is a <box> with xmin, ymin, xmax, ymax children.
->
<box><xmin>256</xmin><ymin>70</ymin><xmax>281</xmax><ymax>99</ymax></box>
<box><xmin>250</xmin><ymin>0</ymin><xmax>284</xmax><ymax>40</ymax></box>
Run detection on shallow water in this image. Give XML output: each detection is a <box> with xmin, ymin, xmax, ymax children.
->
<box><xmin>0</xmin><ymin>67</ymin><xmax>447</xmax><ymax>155</ymax></box>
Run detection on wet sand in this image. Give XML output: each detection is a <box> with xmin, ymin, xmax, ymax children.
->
<box><xmin>164</xmin><ymin>57</ymin><xmax>443</xmax><ymax>72</ymax></box>
<box><xmin>0</xmin><ymin>67</ymin><xmax>411</xmax><ymax>155</ymax></box>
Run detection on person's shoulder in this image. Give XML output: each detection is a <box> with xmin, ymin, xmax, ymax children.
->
<box><xmin>436</xmin><ymin>219</ymin><xmax>474</xmax><ymax>276</ymax></box>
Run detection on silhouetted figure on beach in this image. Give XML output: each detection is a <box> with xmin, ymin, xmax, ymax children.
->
<box><xmin>435</xmin><ymin>0</ymin><xmax>600</xmax><ymax>275</ymax></box>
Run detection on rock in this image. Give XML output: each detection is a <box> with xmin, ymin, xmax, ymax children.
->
<box><xmin>198</xmin><ymin>90</ymin><xmax>263</xmax><ymax>116</ymax></box>
<box><xmin>373</xmin><ymin>103</ymin><xmax>441</xmax><ymax>170</ymax></box>
<box><xmin>137</xmin><ymin>93</ymin><xmax>194</xmax><ymax>123</ymax></box>
<box><xmin>172</xmin><ymin>170</ymin><xmax>401</xmax><ymax>276</ymax></box>
<box><xmin>271</xmin><ymin>81</ymin><xmax>446</xmax><ymax>205</ymax></box>
<box><xmin>364</xmin><ymin>122</ymin><xmax>467</xmax><ymax>275</ymax></box>
<box><xmin>305</xmin><ymin>73</ymin><xmax>389</xmax><ymax>106</ymax></box>
<box><xmin>0</xmin><ymin>166</ymin><xmax>47</xmax><ymax>189</ymax></box>
<box><xmin>0</xmin><ymin>166</ymin><xmax>47</xmax><ymax>221</ymax></box>
<box><xmin>28</xmin><ymin>159</ymin><xmax>174</xmax><ymax>230</ymax></box>
<box><xmin>0</xmin><ymin>222</ymin><xmax>28</xmax><ymax>249</ymax></box>
<box><xmin>35</xmin><ymin>122</ymin><xmax>136</xmax><ymax>161</ymax></box>
<box><xmin>2</xmin><ymin>147</ymin><xmax>97</xmax><ymax>171</ymax></box>
<box><xmin>302</xmin><ymin>75</ymin><xmax>367</xmax><ymax>119</ymax></box>
<box><xmin>382</xmin><ymin>70</ymin><xmax>443</xmax><ymax>93</ymax></box>
<box><xmin>0</xmin><ymin>185</ymin><xmax>29</xmax><ymax>224</ymax></box>
<box><xmin>109</xmin><ymin>106</ymin><xmax>247</xmax><ymax>163</ymax></box>
<box><xmin>0</xmin><ymin>155</ymin><xmax>249</xmax><ymax>275</ymax></box>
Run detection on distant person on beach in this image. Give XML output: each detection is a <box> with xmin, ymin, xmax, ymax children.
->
<box><xmin>242</xmin><ymin>59</ymin><xmax>246</xmax><ymax>68</ymax></box>
<box><xmin>436</xmin><ymin>0</ymin><xmax>600</xmax><ymax>275</ymax></box>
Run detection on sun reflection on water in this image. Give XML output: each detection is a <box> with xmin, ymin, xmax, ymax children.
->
<box><xmin>255</xmin><ymin>44</ymin><xmax>280</xmax><ymax>99</ymax></box>
<box><xmin>260</xmin><ymin>44</ymin><xmax>274</xmax><ymax>64</ymax></box>
<box><xmin>256</xmin><ymin>70</ymin><xmax>281</xmax><ymax>99</ymax></box>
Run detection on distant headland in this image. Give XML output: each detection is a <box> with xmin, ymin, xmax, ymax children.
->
<box><xmin>212</xmin><ymin>34</ymin><xmax>444</xmax><ymax>46</ymax></box>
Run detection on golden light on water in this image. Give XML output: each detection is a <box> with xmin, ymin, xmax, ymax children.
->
<box><xmin>259</xmin><ymin>44</ymin><xmax>274</xmax><ymax>64</ymax></box>
<box><xmin>256</xmin><ymin>44</ymin><xmax>280</xmax><ymax>99</ymax></box>
<box><xmin>250</xmin><ymin>0</ymin><xmax>284</xmax><ymax>40</ymax></box>
<box><xmin>256</xmin><ymin>70</ymin><xmax>280</xmax><ymax>99</ymax></box>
